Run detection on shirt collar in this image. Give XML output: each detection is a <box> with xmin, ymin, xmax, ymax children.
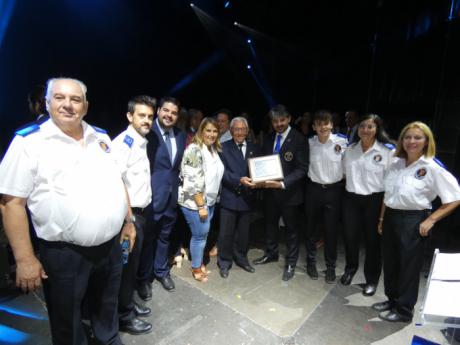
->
<box><xmin>156</xmin><ymin>118</ymin><xmax>173</xmax><ymax>137</ymax></box>
<box><xmin>127</xmin><ymin>125</ymin><xmax>148</xmax><ymax>146</ymax></box>
<box><xmin>276</xmin><ymin>126</ymin><xmax>291</xmax><ymax>140</ymax></box>
<box><xmin>41</xmin><ymin>118</ymin><xmax>96</xmax><ymax>142</ymax></box>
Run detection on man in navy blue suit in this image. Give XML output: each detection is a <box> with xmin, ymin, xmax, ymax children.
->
<box><xmin>137</xmin><ymin>97</ymin><xmax>186</xmax><ymax>297</ymax></box>
<box><xmin>217</xmin><ymin>117</ymin><xmax>260</xmax><ymax>278</ymax></box>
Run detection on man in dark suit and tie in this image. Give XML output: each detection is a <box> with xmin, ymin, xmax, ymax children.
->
<box><xmin>252</xmin><ymin>104</ymin><xmax>309</xmax><ymax>281</ymax></box>
<box><xmin>137</xmin><ymin>97</ymin><xmax>186</xmax><ymax>297</ymax></box>
<box><xmin>217</xmin><ymin>117</ymin><xmax>260</xmax><ymax>278</ymax></box>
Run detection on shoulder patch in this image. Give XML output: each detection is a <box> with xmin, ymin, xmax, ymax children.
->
<box><xmin>383</xmin><ymin>143</ymin><xmax>395</xmax><ymax>150</ymax></box>
<box><xmin>433</xmin><ymin>157</ymin><xmax>446</xmax><ymax>169</ymax></box>
<box><xmin>15</xmin><ymin>123</ymin><xmax>40</xmax><ymax>137</ymax></box>
<box><xmin>92</xmin><ymin>125</ymin><xmax>107</xmax><ymax>134</ymax></box>
<box><xmin>123</xmin><ymin>135</ymin><xmax>134</xmax><ymax>148</ymax></box>
<box><xmin>336</xmin><ymin>133</ymin><xmax>347</xmax><ymax>139</ymax></box>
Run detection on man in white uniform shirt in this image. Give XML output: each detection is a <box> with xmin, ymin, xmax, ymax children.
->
<box><xmin>0</xmin><ymin>78</ymin><xmax>135</xmax><ymax>345</ymax></box>
<box><xmin>305</xmin><ymin>110</ymin><xmax>347</xmax><ymax>283</ymax></box>
<box><xmin>112</xmin><ymin>95</ymin><xmax>156</xmax><ymax>335</ymax></box>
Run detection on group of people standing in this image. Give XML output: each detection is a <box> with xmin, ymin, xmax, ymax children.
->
<box><xmin>0</xmin><ymin>77</ymin><xmax>460</xmax><ymax>345</ymax></box>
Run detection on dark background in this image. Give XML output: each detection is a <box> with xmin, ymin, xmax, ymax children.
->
<box><xmin>1</xmin><ymin>0</ymin><xmax>460</xmax><ymax>173</ymax></box>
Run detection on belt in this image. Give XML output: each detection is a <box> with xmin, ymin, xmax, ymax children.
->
<box><xmin>310</xmin><ymin>180</ymin><xmax>343</xmax><ymax>189</ymax></box>
<box><xmin>132</xmin><ymin>207</ymin><xmax>147</xmax><ymax>215</ymax></box>
<box><xmin>386</xmin><ymin>207</ymin><xmax>429</xmax><ymax>216</ymax></box>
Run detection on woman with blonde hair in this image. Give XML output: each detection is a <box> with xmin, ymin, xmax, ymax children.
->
<box><xmin>372</xmin><ymin>121</ymin><xmax>460</xmax><ymax>322</ymax></box>
<box><xmin>178</xmin><ymin>117</ymin><xmax>224</xmax><ymax>282</ymax></box>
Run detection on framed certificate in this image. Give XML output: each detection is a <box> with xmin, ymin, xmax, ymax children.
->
<box><xmin>248</xmin><ymin>154</ymin><xmax>284</xmax><ymax>183</ymax></box>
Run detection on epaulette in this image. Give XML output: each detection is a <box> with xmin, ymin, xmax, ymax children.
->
<box><xmin>92</xmin><ymin>125</ymin><xmax>107</xmax><ymax>134</ymax></box>
<box><xmin>123</xmin><ymin>135</ymin><xmax>134</xmax><ymax>148</ymax></box>
<box><xmin>15</xmin><ymin>123</ymin><xmax>40</xmax><ymax>137</ymax></box>
<box><xmin>433</xmin><ymin>157</ymin><xmax>446</xmax><ymax>169</ymax></box>
<box><xmin>383</xmin><ymin>143</ymin><xmax>395</xmax><ymax>150</ymax></box>
<box><xmin>336</xmin><ymin>133</ymin><xmax>347</xmax><ymax>139</ymax></box>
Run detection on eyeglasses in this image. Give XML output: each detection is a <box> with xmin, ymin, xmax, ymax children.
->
<box><xmin>232</xmin><ymin>128</ymin><xmax>248</xmax><ymax>133</ymax></box>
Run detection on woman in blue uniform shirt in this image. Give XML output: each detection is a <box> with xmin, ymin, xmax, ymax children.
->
<box><xmin>373</xmin><ymin>121</ymin><xmax>460</xmax><ymax>322</ymax></box>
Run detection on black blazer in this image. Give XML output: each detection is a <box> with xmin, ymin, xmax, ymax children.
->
<box><xmin>146</xmin><ymin>121</ymin><xmax>186</xmax><ymax>215</ymax></box>
<box><xmin>262</xmin><ymin>127</ymin><xmax>309</xmax><ymax>206</ymax></box>
<box><xmin>220</xmin><ymin>140</ymin><xmax>260</xmax><ymax>211</ymax></box>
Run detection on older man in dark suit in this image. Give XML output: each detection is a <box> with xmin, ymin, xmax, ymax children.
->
<box><xmin>217</xmin><ymin>117</ymin><xmax>260</xmax><ymax>278</ymax></box>
<box><xmin>137</xmin><ymin>97</ymin><xmax>186</xmax><ymax>297</ymax></box>
<box><xmin>253</xmin><ymin>104</ymin><xmax>309</xmax><ymax>281</ymax></box>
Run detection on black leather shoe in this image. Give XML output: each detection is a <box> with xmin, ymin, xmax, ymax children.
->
<box><xmin>340</xmin><ymin>272</ymin><xmax>354</xmax><ymax>286</ymax></box>
<box><xmin>372</xmin><ymin>300</ymin><xmax>393</xmax><ymax>312</ymax></box>
<box><xmin>137</xmin><ymin>282</ymin><xmax>152</xmax><ymax>301</ymax></box>
<box><xmin>325</xmin><ymin>268</ymin><xmax>336</xmax><ymax>284</ymax></box>
<box><xmin>219</xmin><ymin>267</ymin><xmax>229</xmax><ymax>278</ymax></box>
<box><xmin>306</xmin><ymin>264</ymin><xmax>318</xmax><ymax>280</ymax></box>
<box><xmin>282</xmin><ymin>265</ymin><xmax>295</xmax><ymax>281</ymax></box>
<box><xmin>119</xmin><ymin>317</ymin><xmax>153</xmax><ymax>335</ymax></box>
<box><xmin>157</xmin><ymin>276</ymin><xmax>175</xmax><ymax>291</ymax></box>
<box><xmin>134</xmin><ymin>303</ymin><xmax>151</xmax><ymax>317</ymax></box>
<box><xmin>237</xmin><ymin>263</ymin><xmax>255</xmax><ymax>273</ymax></box>
<box><xmin>253</xmin><ymin>255</ymin><xmax>278</xmax><ymax>265</ymax></box>
<box><xmin>362</xmin><ymin>283</ymin><xmax>377</xmax><ymax>296</ymax></box>
<box><xmin>378</xmin><ymin>310</ymin><xmax>412</xmax><ymax>323</ymax></box>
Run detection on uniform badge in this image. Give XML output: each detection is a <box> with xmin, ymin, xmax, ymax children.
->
<box><xmin>373</xmin><ymin>154</ymin><xmax>382</xmax><ymax>162</ymax></box>
<box><xmin>284</xmin><ymin>151</ymin><xmax>293</xmax><ymax>162</ymax></box>
<box><xmin>99</xmin><ymin>141</ymin><xmax>111</xmax><ymax>153</ymax></box>
<box><xmin>334</xmin><ymin>144</ymin><xmax>342</xmax><ymax>154</ymax></box>
<box><xmin>415</xmin><ymin>168</ymin><xmax>427</xmax><ymax>180</ymax></box>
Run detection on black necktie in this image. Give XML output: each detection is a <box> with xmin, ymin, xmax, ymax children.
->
<box><xmin>164</xmin><ymin>131</ymin><xmax>173</xmax><ymax>164</ymax></box>
<box><xmin>238</xmin><ymin>143</ymin><xmax>244</xmax><ymax>158</ymax></box>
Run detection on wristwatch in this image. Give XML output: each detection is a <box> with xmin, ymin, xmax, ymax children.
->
<box><xmin>124</xmin><ymin>215</ymin><xmax>136</xmax><ymax>224</ymax></box>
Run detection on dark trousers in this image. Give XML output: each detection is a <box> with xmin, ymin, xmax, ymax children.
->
<box><xmin>264</xmin><ymin>198</ymin><xmax>300</xmax><ymax>266</ymax></box>
<box><xmin>305</xmin><ymin>182</ymin><xmax>343</xmax><ymax>269</ymax></box>
<box><xmin>138</xmin><ymin>210</ymin><xmax>177</xmax><ymax>282</ymax></box>
<box><xmin>382</xmin><ymin>208</ymin><xmax>428</xmax><ymax>317</ymax></box>
<box><xmin>342</xmin><ymin>191</ymin><xmax>383</xmax><ymax>284</ymax></box>
<box><xmin>118</xmin><ymin>211</ymin><xmax>145</xmax><ymax>322</ymax></box>
<box><xmin>40</xmin><ymin>237</ymin><xmax>123</xmax><ymax>345</ymax></box>
<box><xmin>217</xmin><ymin>207</ymin><xmax>251</xmax><ymax>269</ymax></box>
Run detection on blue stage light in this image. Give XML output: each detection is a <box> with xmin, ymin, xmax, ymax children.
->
<box><xmin>0</xmin><ymin>305</ymin><xmax>47</xmax><ymax>320</ymax></box>
<box><xmin>0</xmin><ymin>325</ymin><xmax>30</xmax><ymax>344</ymax></box>
<box><xmin>190</xmin><ymin>3</ymin><xmax>194</xmax><ymax>7</ymax></box>
<box><xmin>0</xmin><ymin>0</ymin><xmax>16</xmax><ymax>49</ymax></box>
<box><xmin>246</xmin><ymin>64</ymin><xmax>252</xmax><ymax>70</ymax></box>
<box><xmin>247</xmin><ymin>38</ymin><xmax>252</xmax><ymax>44</ymax></box>
<box><xmin>224</xmin><ymin>1</ymin><xmax>230</xmax><ymax>9</ymax></box>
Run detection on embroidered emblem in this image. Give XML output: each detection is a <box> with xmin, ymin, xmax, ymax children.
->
<box><xmin>99</xmin><ymin>141</ymin><xmax>111</xmax><ymax>153</ymax></box>
<box><xmin>373</xmin><ymin>154</ymin><xmax>382</xmax><ymax>162</ymax></box>
<box><xmin>415</xmin><ymin>168</ymin><xmax>427</xmax><ymax>180</ymax></box>
<box><xmin>334</xmin><ymin>144</ymin><xmax>342</xmax><ymax>154</ymax></box>
<box><xmin>284</xmin><ymin>151</ymin><xmax>293</xmax><ymax>162</ymax></box>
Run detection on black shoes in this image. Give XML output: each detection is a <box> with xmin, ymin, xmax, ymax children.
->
<box><xmin>340</xmin><ymin>272</ymin><xmax>355</xmax><ymax>286</ymax></box>
<box><xmin>137</xmin><ymin>282</ymin><xmax>152</xmax><ymax>301</ymax></box>
<box><xmin>119</xmin><ymin>318</ymin><xmax>152</xmax><ymax>335</ymax></box>
<box><xmin>237</xmin><ymin>263</ymin><xmax>255</xmax><ymax>273</ymax></box>
<box><xmin>378</xmin><ymin>310</ymin><xmax>412</xmax><ymax>323</ymax></box>
<box><xmin>306</xmin><ymin>264</ymin><xmax>319</xmax><ymax>280</ymax></box>
<box><xmin>134</xmin><ymin>303</ymin><xmax>151</xmax><ymax>317</ymax></box>
<box><xmin>372</xmin><ymin>300</ymin><xmax>393</xmax><ymax>312</ymax></box>
<box><xmin>157</xmin><ymin>276</ymin><xmax>175</xmax><ymax>291</ymax></box>
<box><xmin>362</xmin><ymin>283</ymin><xmax>377</xmax><ymax>296</ymax></box>
<box><xmin>325</xmin><ymin>268</ymin><xmax>336</xmax><ymax>284</ymax></box>
<box><xmin>219</xmin><ymin>267</ymin><xmax>229</xmax><ymax>278</ymax></box>
<box><xmin>253</xmin><ymin>255</ymin><xmax>278</xmax><ymax>265</ymax></box>
<box><xmin>282</xmin><ymin>265</ymin><xmax>295</xmax><ymax>281</ymax></box>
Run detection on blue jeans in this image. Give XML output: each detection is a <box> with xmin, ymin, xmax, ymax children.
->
<box><xmin>181</xmin><ymin>205</ymin><xmax>215</xmax><ymax>269</ymax></box>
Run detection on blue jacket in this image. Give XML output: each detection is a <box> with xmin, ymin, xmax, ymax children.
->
<box><xmin>220</xmin><ymin>140</ymin><xmax>260</xmax><ymax>211</ymax></box>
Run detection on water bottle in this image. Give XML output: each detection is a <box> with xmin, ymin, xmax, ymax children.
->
<box><xmin>121</xmin><ymin>236</ymin><xmax>130</xmax><ymax>265</ymax></box>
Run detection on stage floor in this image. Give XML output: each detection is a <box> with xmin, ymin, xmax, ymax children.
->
<box><xmin>1</xmin><ymin>245</ymin><xmax>459</xmax><ymax>345</ymax></box>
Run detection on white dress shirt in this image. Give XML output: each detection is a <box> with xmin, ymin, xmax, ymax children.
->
<box><xmin>202</xmin><ymin>146</ymin><xmax>225</xmax><ymax>206</ymax></box>
<box><xmin>156</xmin><ymin>118</ymin><xmax>177</xmax><ymax>163</ymax></box>
<box><xmin>272</xmin><ymin>126</ymin><xmax>291</xmax><ymax>152</ymax></box>
<box><xmin>0</xmin><ymin>119</ymin><xmax>127</xmax><ymax>246</ymax></box>
<box><xmin>112</xmin><ymin>125</ymin><xmax>152</xmax><ymax>208</ymax></box>
<box><xmin>308</xmin><ymin>133</ymin><xmax>347</xmax><ymax>184</ymax></box>
<box><xmin>343</xmin><ymin>140</ymin><xmax>395</xmax><ymax>195</ymax></box>
<box><xmin>384</xmin><ymin>156</ymin><xmax>460</xmax><ymax>210</ymax></box>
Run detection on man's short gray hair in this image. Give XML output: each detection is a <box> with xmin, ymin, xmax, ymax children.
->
<box><xmin>45</xmin><ymin>77</ymin><xmax>88</xmax><ymax>102</ymax></box>
<box><xmin>230</xmin><ymin>116</ymin><xmax>248</xmax><ymax>129</ymax></box>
